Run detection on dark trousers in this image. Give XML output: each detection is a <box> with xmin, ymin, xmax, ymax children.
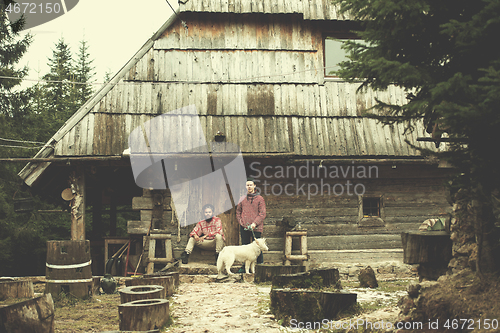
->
<box><xmin>240</xmin><ymin>226</ymin><xmax>264</xmax><ymax>264</ymax></box>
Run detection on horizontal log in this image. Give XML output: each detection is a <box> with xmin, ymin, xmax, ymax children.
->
<box><xmin>265</xmin><ymin>234</ymin><xmax>403</xmax><ymax>251</ymax></box>
<box><xmin>147</xmin><ymin>233</ymin><xmax>171</xmax><ymax>239</ymax></box>
<box><xmin>284</xmin><ymin>255</ymin><xmax>308</xmax><ymax>261</ymax></box>
<box><xmin>132</xmin><ymin>197</ymin><xmax>171</xmax><ymax>210</ymax></box>
<box><xmin>148</xmin><ymin>258</ymin><xmax>173</xmax><ymax>264</ymax></box>
<box><xmin>285</xmin><ymin>231</ymin><xmax>307</xmax><ymax>237</ymax></box>
<box><xmin>128</xmin><ymin>220</ymin><xmax>150</xmax><ymax>234</ymax></box>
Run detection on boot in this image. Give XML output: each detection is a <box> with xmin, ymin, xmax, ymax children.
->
<box><xmin>181</xmin><ymin>251</ymin><xmax>189</xmax><ymax>264</ymax></box>
<box><xmin>214</xmin><ymin>252</ymin><xmax>219</xmax><ymax>266</ymax></box>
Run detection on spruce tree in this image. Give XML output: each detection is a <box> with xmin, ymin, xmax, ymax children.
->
<box><xmin>42</xmin><ymin>38</ymin><xmax>77</xmax><ymax>134</ymax></box>
<box><xmin>74</xmin><ymin>38</ymin><xmax>95</xmax><ymax>107</ymax></box>
<box><xmin>336</xmin><ymin>0</ymin><xmax>500</xmax><ymax>275</ymax></box>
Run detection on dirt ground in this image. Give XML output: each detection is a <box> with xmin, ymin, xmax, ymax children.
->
<box><xmin>165</xmin><ymin>281</ymin><xmax>283</xmax><ymax>333</ymax></box>
<box><xmin>1</xmin><ymin>271</ymin><xmax>413</xmax><ymax>332</ymax></box>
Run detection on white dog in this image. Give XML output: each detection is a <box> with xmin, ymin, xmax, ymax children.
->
<box><xmin>217</xmin><ymin>238</ymin><xmax>268</xmax><ymax>277</ymax></box>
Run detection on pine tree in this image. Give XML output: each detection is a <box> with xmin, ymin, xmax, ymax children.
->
<box><xmin>336</xmin><ymin>0</ymin><xmax>500</xmax><ymax>274</ymax></box>
<box><xmin>42</xmin><ymin>38</ymin><xmax>77</xmax><ymax>134</ymax></box>
<box><xmin>74</xmin><ymin>38</ymin><xmax>95</xmax><ymax>106</ymax></box>
<box><xmin>103</xmin><ymin>68</ymin><xmax>113</xmax><ymax>84</ymax></box>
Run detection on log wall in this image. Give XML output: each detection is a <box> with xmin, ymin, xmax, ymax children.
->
<box><xmin>128</xmin><ymin>160</ymin><xmax>451</xmax><ymax>257</ymax></box>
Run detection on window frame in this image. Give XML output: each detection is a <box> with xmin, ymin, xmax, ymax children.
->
<box><xmin>357</xmin><ymin>195</ymin><xmax>385</xmax><ymax>226</ymax></box>
<box><xmin>323</xmin><ymin>32</ymin><xmax>362</xmax><ymax>78</ymax></box>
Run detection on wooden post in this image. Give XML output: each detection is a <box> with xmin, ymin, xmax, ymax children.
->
<box><xmin>70</xmin><ymin>166</ymin><xmax>86</xmax><ymax>241</ymax></box>
<box><xmin>284</xmin><ymin>235</ymin><xmax>292</xmax><ymax>265</ymax></box>
<box><xmin>219</xmin><ymin>207</ymin><xmax>239</xmax><ymax>246</ymax></box>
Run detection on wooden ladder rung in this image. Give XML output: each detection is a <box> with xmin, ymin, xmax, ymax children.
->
<box><xmin>144</xmin><ymin>234</ymin><xmax>173</xmax><ymax>274</ymax></box>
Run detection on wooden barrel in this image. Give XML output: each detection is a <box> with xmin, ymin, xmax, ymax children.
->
<box><xmin>45</xmin><ymin>240</ymin><xmax>92</xmax><ymax>299</ymax></box>
<box><xmin>119</xmin><ymin>285</ymin><xmax>164</xmax><ymax>304</ymax></box>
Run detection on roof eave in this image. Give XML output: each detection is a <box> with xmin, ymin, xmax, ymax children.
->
<box><xmin>18</xmin><ymin>8</ymin><xmax>181</xmax><ymax>187</ymax></box>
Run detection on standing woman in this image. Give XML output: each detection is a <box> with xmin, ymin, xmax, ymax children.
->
<box><xmin>236</xmin><ymin>178</ymin><xmax>266</xmax><ymax>272</ymax></box>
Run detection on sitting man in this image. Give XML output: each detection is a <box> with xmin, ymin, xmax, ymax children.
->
<box><xmin>180</xmin><ymin>204</ymin><xmax>225</xmax><ymax>264</ymax></box>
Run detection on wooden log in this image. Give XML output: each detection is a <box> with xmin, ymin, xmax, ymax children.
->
<box><xmin>0</xmin><ymin>280</ymin><xmax>34</xmax><ymax>301</ymax></box>
<box><xmin>284</xmin><ymin>254</ymin><xmax>308</xmax><ymax>261</ymax></box>
<box><xmin>144</xmin><ymin>272</ymin><xmax>179</xmax><ymax>289</ymax></box>
<box><xmin>125</xmin><ymin>276</ymin><xmax>174</xmax><ymax>297</ymax></box>
<box><xmin>254</xmin><ymin>264</ymin><xmax>306</xmax><ymax>283</ymax></box>
<box><xmin>70</xmin><ymin>166</ymin><xmax>86</xmax><ymax>241</ymax></box>
<box><xmin>0</xmin><ymin>294</ymin><xmax>55</xmax><ymax>333</ymax></box>
<box><xmin>272</xmin><ymin>268</ymin><xmax>341</xmax><ymax>290</ymax></box>
<box><xmin>270</xmin><ymin>289</ymin><xmax>357</xmax><ymax>324</ymax></box>
<box><xmin>128</xmin><ymin>220</ymin><xmax>151</xmax><ymax>234</ymax></box>
<box><xmin>219</xmin><ymin>207</ymin><xmax>239</xmax><ymax>246</ymax></box>
<box><xmin>119</xmin><ymin>285</ymin><xmax>164</xmax><ymax>304</ymax></box>
<box><xmin>401</xmin><ymin>231</ymin><xmax>452</xmax><ymax>264</ymax></box>
<box><xmin>118</xmin><ymin>299</ymin><xmax>169</xmax><ymax>331</ymax></box>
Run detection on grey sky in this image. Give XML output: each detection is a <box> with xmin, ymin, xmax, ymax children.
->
<box><xmin>17</xmin><ymin>0</ymin><xmax>177</xmax><ymax>86</ymax></box>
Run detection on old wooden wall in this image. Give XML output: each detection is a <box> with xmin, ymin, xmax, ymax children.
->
<box><xmin>130</xmin><ymin>159</ymin><xmax>450</xmax><ymax>255</ymax></box>
<box><xmin>251</xmin><ymin>160</ymin><xmax>451</xmax><ymax>252</ymax></box>
<box><xmin>52</xmin><ymin>13</ymin><xmax>435</xmax><ymax>158</ymax></box>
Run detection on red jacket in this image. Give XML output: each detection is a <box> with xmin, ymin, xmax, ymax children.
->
<box><xmin>236</xmin><ymin>193</ymin><xmax>266</xmax><ymax>233</ymax></box>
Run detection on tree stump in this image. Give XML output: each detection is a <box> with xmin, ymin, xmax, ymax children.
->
<box><xmin>272</xmin><ymin>268</ymin><xmax>341</xmax><ymax>290</ymax></box>
<box><xmin>144</xmin><ymin>272</ymin><xmax>179</xmax><ymax>290</ymax></box>
<box><xmin>119</xmin><ymin>285</ymin><xmax>164</xmax><ymax>304</ymax></box>
<box><xmin>401</xmin><ymin>231</ymin><xmax>452</xmax><ymax>281</ymax></box>
<box><xmin>254</xmin><ymin>264</ymin><xmax>306</xmax><ymax>283</ymax></box>
<box><xmin>401</xmin><ymin>231</ymin><xmax>452</xmax><ymax>264</ymax></box>
<box><xmin>118</xmin><ymin>299</ymin><xmax>169</xmax><ymax>331</ymax></box>
<box><xmin>0</xmin><ymin>280</ymin><xmax>34</xmax><ymax>301</ymax></box>
<box><xmin>125</xmin><ymin>276</ymin><xmax>174</xmax><ymax>297</ymax></box>
<box><xmin>270</xmin><ymin>289</ymin><xmax>357</xmax><ymax>325</ymax></box>
<box><xmin>0</xmin><ymin>294</ymin><xmax>55</xmax><ymax>333</ymax></box>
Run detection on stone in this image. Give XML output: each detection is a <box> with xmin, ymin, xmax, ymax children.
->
<box><xmin>358</xmin><ymin>266</ymin><xmax>378</xmax><ymax>288</ymax></box>
<box><xmin>407</xmin><ymin>283</ymin><xmax>421</xmax><ymax>298</ymax></box>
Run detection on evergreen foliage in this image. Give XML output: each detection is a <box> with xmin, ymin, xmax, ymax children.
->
<box><xmin>74</xmin><ymin>38</ymin><xmax>95</xmax><ymax>106</ymax></box>
<box><xmin>0</xmin><ymin>3</ymin><xmax>97</xmax><ymax>276</ymax></box>
<box><xmin>335</xmin><ymin>0</ymin><xmax>500</xmax><ymax>274</ymax></box>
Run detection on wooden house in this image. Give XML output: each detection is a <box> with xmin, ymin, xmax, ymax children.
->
<box><xmin>19</xmin><ymin>0</ymin><xmax>451</xmax><ymax>273</ymax></box>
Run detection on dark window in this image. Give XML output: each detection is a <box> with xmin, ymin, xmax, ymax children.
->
<box><xmin>363</xmin><ymin>197</ymin><xmax>380</xmax><ymax>217</ymax></box>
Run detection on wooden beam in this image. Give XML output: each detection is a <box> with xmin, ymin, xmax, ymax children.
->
<box><xmin>70</xmin><ymin>166</ymin><xmax>86</xmax><ymax>241</ymax></box>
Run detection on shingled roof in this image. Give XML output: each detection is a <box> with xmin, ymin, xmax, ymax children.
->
<box><xmin>19</xmin><ymin>5</ymin><xmax>437</xmax><ymax>187</ymax></box>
